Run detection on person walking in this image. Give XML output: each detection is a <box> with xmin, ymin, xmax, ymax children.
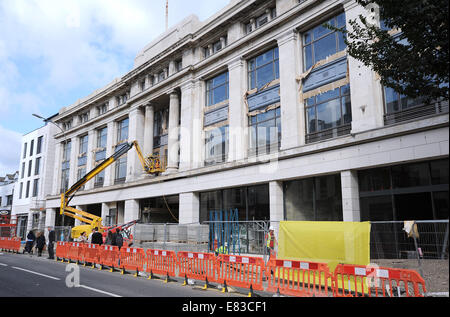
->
<box><xmin>24</xmin><ymin>230</ymin><xmax>36</xmax><ymax>254</ymax></box>
<box><xmin>35</xmin><ymin>231</ymin><xmax>46</xmax><ymax>257</ymax></box>
<box><xmin>47</xmin><ymin>227</ymin><xmax>55</xmax><ymax>260</ymax></box>
<box><xmin>115</xmin><ymin>228</ymin><xmax>123</xmax><ymax>250</ymax></box>
<box><xmin>91</xmin><ymin>227</ymin><xmax>103</xmax><ymax>246</ymax></box>
<box><xmin>105</xmin><ymin>231</ymin><xmax>114</xmax><ymax>245</ymax></box>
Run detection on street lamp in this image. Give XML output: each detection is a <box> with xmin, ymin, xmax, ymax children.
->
<box><xmin>32</xmin><ymin>113</ymin><xmax>68</xmax><ymax>228</ymax></box>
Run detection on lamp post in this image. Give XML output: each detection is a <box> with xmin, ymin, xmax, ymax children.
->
<box><xmin>32</xmin><ymin>114</ymin><xmax>68</xmax><ymax>228</ymax></box>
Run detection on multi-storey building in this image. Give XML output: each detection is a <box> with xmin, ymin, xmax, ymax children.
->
<box><xmin>42</xmin><ymin>0</ymin><xmax>448</xmax><ymax>247</ymax></box>
<box><xmin>11</xmin><ymin>117</ymin><xmax>58</xmax><ymax>237</ymax></box>
<box><xmin>0</xmin><ymin>171</ymin><xmax>18</xmax><ymax>219</ymax></box>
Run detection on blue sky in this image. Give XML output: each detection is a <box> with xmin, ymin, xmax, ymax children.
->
<box><xmin>0</xmin><ymin>0</ymin><xmax>230</xmax><ymax>176</ymax></box>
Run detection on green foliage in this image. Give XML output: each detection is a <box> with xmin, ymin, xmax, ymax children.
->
<box><xmin>328</xmin><ymin>0</ymin><xmax>449</xmax><ymax>102</ymax></box>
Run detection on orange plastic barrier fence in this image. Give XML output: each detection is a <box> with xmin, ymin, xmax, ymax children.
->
<box><xmin>55</xmin><ymin>241</ymin><xmax>67</xmax><ymax>261</ymax></box>
<box><xmin>99</xmin><ymin>245</ymin><xmax>120</xmax><ymax>271</ymax></box>
<box><xmin>146</xmin><ymin>249</ymin><xmax>178</xmax><ymax>279</ymax></box>
<box><xmin>177</xmin><ymin>251</ymin><xmax>217</xmax><ymax>284</ymax></box>
<box><xmin>67</xmin><ymin>242</ymin><xmax>85</xmax><ymax>263</ymax></box>
<box><xmin>0</xmin><ymin>237</ymin><xmax>20</xmax><ymax>253</ymax></box>
<box><xmin>216</xmin><ymin>254</ymin><xmax>265</xmax><ymax>293</ymax></box>
<box><xmin>84</xmin><ymin>243</ymin><xmax>100</xmax><ymax>266</ymax></box>
<box><xmin>332</xmin><ymin>264</ymin><xmax>427</xmax><ymax>297</ymax></box>
<box><xmin>120</xmin><ymin>247</ymin><xmax>146</xmax><ymax>276</ymax></box>
<box><xmin>265</xmin><ymin>258</ymin><xmax>333</xmax><ymax>297</ymax></box>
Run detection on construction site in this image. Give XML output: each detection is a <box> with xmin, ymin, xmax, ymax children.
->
<box><xmin>3</xmin><ymin>0</ymin><xmax>448</xmax><ymax>298</ymax></box>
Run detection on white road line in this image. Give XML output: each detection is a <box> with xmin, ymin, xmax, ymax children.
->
<box><xmin>12</xmin><ymin>266</ymin><xmax>61</xmax><ymax>280</ymax></box>
<box><xmin>0</xmin><ymin>263</ymin><xmax>7</xmax><ymax>266</ymax></box>
<box><xmin>78</xmin><ymin>284</ymin><xmax>122</xmax><ymax>297</ymax></box>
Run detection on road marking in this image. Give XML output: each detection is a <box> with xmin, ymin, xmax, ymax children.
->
<box><xmin>12</xmin><ymin>266</ymin><xmax>61</xmax><ymax>280</ymax></box>
<box><xmin>78</xmin><ymin>284</ymin><xmax>122</xmax><ymax>297</ymax></box>
<box><xmin>0</xmin><ymin>263</ymin><xmax>7</xmax><ymax>266</ymax></box>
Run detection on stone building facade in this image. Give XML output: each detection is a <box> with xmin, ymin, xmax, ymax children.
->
<box><xmin>40</xmin><ymin>0</ymin><xmax>448</xmax><ymax>239</ymax></box>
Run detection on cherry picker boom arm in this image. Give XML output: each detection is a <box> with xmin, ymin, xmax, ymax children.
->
<box><xmin>60</xmin><ymin>141</ymin><xmax>142</xmax><ymax>232</ymax></box>
<box><xmin>60</xmin><ymin>140</ymin><xmax>163</xmax><ymax>239</ymax></box>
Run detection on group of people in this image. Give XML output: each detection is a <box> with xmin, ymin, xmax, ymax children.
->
<box><xmin>23</xmin><ymin>227</ymin><xmax>56</xmax><ymax>259</ymax></box>
<box><xmin>76</xmin><ymin>227</ymin><xmax>124</xmax><ymax>250</ymax></box>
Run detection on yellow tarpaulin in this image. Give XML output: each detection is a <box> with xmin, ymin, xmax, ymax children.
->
<box><xmin>277</xmin><ymin>221</ymin><xmax>371</xmax><ymax>293</ymax></box>
<box><xmin>278</xmin><ymin>221</ymin><xmax>371</xmax><ymax>270</ymax></box>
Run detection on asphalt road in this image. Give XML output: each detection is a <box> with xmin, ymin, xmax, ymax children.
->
<box><xmin>0</xmin><ymin>251</ymin><xmax>246</xmax><ymax>298</ymax></box>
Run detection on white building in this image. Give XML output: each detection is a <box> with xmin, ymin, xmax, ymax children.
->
<box><xmin>11</xmin><ymin>116</ymin><xmax>58</xmax><ymax>236</ymax></box>
<box><xmin>0</xmin><ymin>171</ymin><xmax>18</xmax><ymax>218</ymax></box>
<box><xmin>39</xmin><ymin>0</ymin><xmax>447</xmax><ymax>253</ymax></box>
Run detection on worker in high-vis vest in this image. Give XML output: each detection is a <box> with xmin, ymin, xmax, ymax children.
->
<box><xmin>215</xmin><ymin>242</ymin><xmax>228</xmax><ymax>256</ymax></box>
<box><xmin>265</xmin><ymin>226</ymin><xmax>276</xmax><ymax>259</ymax></box>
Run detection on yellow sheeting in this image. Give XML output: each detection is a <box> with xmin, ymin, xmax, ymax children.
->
<box><xmin>278</xmin><ymin>221</ymin><xmax>371</xmax><ymax>272</ymax></box>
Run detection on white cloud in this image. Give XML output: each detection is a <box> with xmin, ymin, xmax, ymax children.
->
<box><xmin>0</xmin><ymin>0</ymin><xmax>230</xmax><ymax>173</ymax></box>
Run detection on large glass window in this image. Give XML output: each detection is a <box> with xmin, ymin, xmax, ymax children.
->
<box><xmin>205</xmin><ymin>126</ymin><xmax>229</xmax><ymax>165</ymax></box>
<box><xmin>199</xmin><ymin>184</ymin><xmax>270</xmax><ymax>223</ymax></box>
<box><xmin>305</xmin><ymin>84</ymin><xmax>351</xmax><ymax>143</ymax></box>
<box><xmin>36</xmin><ymin>136</ymin><xmax>43</xmax><ymax>154</ymax></box>
<box><xmin>206</xmin><ymin>72</ymin><xmax>229</xmax><ymax>107</ymax></box>
<box><xmin>117</xmin><ymin>118</ymin><xmax>129</xmax><ymax>143</ymax></box>
<box><xmin>248</xmin><ymin>47</ymin><xmax>279</xmax><ymax>90</ymax></box>
<box><xmin>79</xmin><ymin>134</ymin><xmax>88</xmax><ymax>155</ymax></box>
<box><xmin>32</xmin><ymin>179</ymin><xmax>39</xmax><ymax>197</ymax></box>
<box><xmin>115</xmin><ymin>156</ymin><xmax>127</xmax><ymax>184</ymax></box>
<box><xmin>359</xmin><ymin>159</ymin><xmax>449</xmax><ymax>221</ymax></box>
<box><xmin>284</xmin><ymin>174</ymin><xmax>343</xmax><ymax>221</ymax></box>
<box><xmin>97</xmin><ymin>127</ymin><xmax>107</xmax><ymax>148</ymax></box>
<box><xmin>34</xmin><ymin>157</ymin><xmax>41</xmax><ymax>176</ymax></box>
<box><xmin>303</xmin><ymin>12</ymin><xmax>346</xmax><ymax>70</ymax></box>
<box><xmin>249</xmin><ymin>108</ymin><xmax>281</xmax><ymax>156</ymax></box>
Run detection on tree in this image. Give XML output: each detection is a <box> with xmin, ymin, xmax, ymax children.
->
<box><xmin>329</xmin><ymin>0</ymin><xmax>449</xmax><ymax>102</ymax></box>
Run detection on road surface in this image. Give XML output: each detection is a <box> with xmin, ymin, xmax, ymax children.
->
<box><xmin>0</xmin><ymin>251</ymin><xmax>246</xmax><ymax>298</ymax></box>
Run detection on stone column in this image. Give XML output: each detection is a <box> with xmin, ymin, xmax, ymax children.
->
<box><xmin>179</xmin><ymin>80</ymin><xmax>200</xmax><ymax>171</ymax></box>
<box><xmin>44</xmin><ymin>208</ymin><xmax>56</xmax><ymax>228</ymax></box>
<box><xmin>166</xmin><ymin>90</ymin><xmax>180</xmax><ymax>173</ymax></box>
<box><xmin>75</xmin><ymin>205</ymin><xmax>83</xmax><ymax>227</ymax></box>
<box><xmin>124</xmin><ymin>199</ymin><xmax>140</xmax><ymax>225</ymax></box>
<box><xmin>84</xmin><ymin>130</ymin><xmax>96</xmax><ymax>190</ymax></box>
<box><xmin>277</xmin><ymin>30</ymin><xmax>303</xmax><ymax>150</ymax></box>
<box><xmin>179</xmin><ymin>192</ymin><xmax>200</xmax><ymax>224</ymax></box>
<box><xmin>127</xmin><ymin>107</ymin><xmax>145</xmax><ymax>181</ymax></box>
<box><xmin>143</xmin><ymin>104</ymin><xmax>155</xmax><ymax>156</ymax></box>
<box><xmin>228</xmin><ymin>57</ymin><xmax>247</xmax><ymax>162</ymax></box>
<box><xmin>104</xmin><ymin>121</ymin><xmax>115</xmax><ymax>186</ymax></box>
<box><xmin>341</xmin><ymin>170</ymin><xmax>361</xmax><ymax>222</ymax></box>
<box><xmin>68</xmin><ymin>137</ymin><xmax>79</xmax><ymax>189</ymax></box>
<box><xmin>101</xmin><ymin>203</ymin><xmax>110</xmax><ymax>225</ymax></box>
<box><xmin>344</xmin><ymin>1</ymin><xmax>384</xmax><ymax>134</ymax></box>
<box><xmin>269</xmin><ymin>181</ymin><xmax>284</xmax><ymax>240</ymax></box>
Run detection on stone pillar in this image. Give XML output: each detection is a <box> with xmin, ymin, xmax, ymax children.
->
<box><xmin>101</xmin><ymin>203</ymin><xmax>110</xmax><ymax>225</ymax></box>
<box><xmin>68</xmin><ymin>137</ymin><xmax>79</xmax><ymax>189</ymax></box>
<box><xmin>127</xmin><ymin>107</ymin><xmax>145</xmax><ymax>181</ymax></box>
<box><xmin>166</xmin><ymin>90</ymin><xmax>180</xmax><ymax>173</ymax></box>
<box><xmin>44</xmin><ymin>208</ymin><xmax>56</xmax><ymax>228</ymax></box>
<box><xmin>344</xmin><ymin>1</ymin><xmax>384</xmax><ymax>134</ymax></box>
<box><xmin>269</xmin><ymin>181</ymin><xmax>284</xmax><ymax>240</ymax></box>
<box><xmin>341</xmin><ymin>170</ymin><xmax>361</xmax><ymax>222</ymax></box>
<box><xmin>179</xmin><ymin>192</ymin><xmax>200</xmax><ymax>224</ymax></box>
<box><xmin>124</xmin><ymin>199</ymin><xmax>140</xmax><ymax>225</ymax></box>
<box><xmin>179</xmin><ymin>80</ymin><xmax>201</xmax><ymax>171</ymax></box>
<box><xmin>104</xmin><ymin>121</ymin><xmax>115</xmax><ymax>186</ymax></box>
<box><xmin>84</xmin><ymin>130</ymin><xmax>96</xmax><ymax>190</ymax></box>
<box><xmin>143</xmin><ymin>104</ymin><xmax>155</xmax><ymax>156</ymax></box>
<box><xmin>277</xmin><ymin>30</ymin><xmax>303</xmax><ymax>150</ymax></box>
<box><xmin>228</xmin><ymin>57</ymin><xmax>247</xmax><ymax>162</ymax></box>
<box><xmin>75</xmin><ymin>205</ymin><xmax>83</xmax><ymax>227</ymax></box>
